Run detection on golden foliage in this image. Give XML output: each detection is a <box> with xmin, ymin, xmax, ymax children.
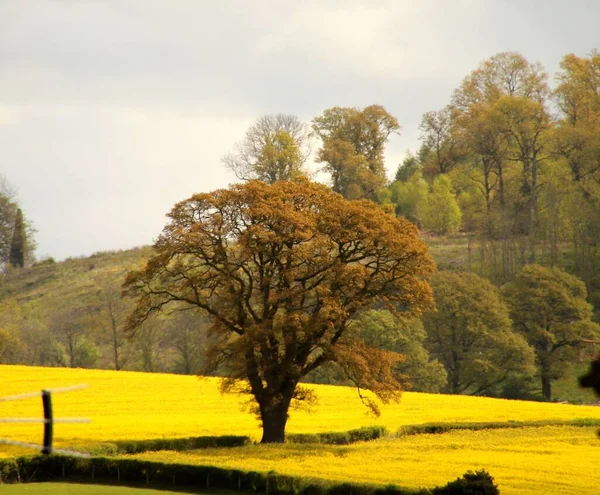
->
<box><xmin>123</xmin><ymin>180</ymin><xmax>435</xmax><ymax>440</ymax></box>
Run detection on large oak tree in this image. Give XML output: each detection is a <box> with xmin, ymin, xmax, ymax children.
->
<box><xmin>123</xmin><ymin>180</ymin><xmax>435</xmax><ymax>443</ymax></box>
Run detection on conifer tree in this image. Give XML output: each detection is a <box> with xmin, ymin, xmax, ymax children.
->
<box><xmin>9</xmin><ymin>208</ymin><xmax>25</xmax><ymax>268</ymax></box>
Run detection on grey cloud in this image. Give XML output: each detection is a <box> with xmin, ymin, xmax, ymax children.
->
<box><xmin>0</xmin><ymin>0</ymin><xmax>598</xmax><ymax>260</ymax></box>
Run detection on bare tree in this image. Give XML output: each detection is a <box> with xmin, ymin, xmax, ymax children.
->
<box><xmin>94</xmin><ymin>277</ymin><xmax>133</xmax><ymax>370</ymax></box>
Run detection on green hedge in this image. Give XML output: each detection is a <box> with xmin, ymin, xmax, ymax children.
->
<box><xmin>113</xmin><ymin>434</ymin><xmax>251</xmax><ymax>454</ymax></box>
<box><xmin>288</xmin><ymin>426</ymin><xmax>387</xmax><ymax>445</ymax></box>
<box><xmin>397</xmin><ymin>418</ymin><xmax>600</xmax><ymax>437</ymax></box>
<box><xmin>83</xmin><ymin>428</ymin><xmax>386</xmax><ymax>456</ymax></box>
<box><xmin>0</xmin><ymin>455</ymin><xmax>498</xmax><ymax>495</ymax></box>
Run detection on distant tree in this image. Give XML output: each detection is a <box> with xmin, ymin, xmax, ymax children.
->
<box><xmin>49</xmin><ymin>307</ymin><xmax>99</xmax><ymax>368</ymax></box>
<box><xmin>0</xmin><ymin>175</ymin><xmax>35</xmax><ymax>267</ymax></box>
<box><xmin>419</xmin><ymin>106</ymin><xmax>464</xmax><ymax>178</ymax></box>
<box><xmin>133</xmin><ymin>318</ymin><xmax>169</xmax><ymax>372</ymax></box>
<box><xmin>553</xmin><ymin>51</ymin><xmax>600</xmax><ymax>288</ymax></box>
<box><xmin>390</xmin><ymin>171</ymin><xmax>429</xmax><ymax>227</ymax></box>
<box><xmin>313</xmin><ymin>105</ymin><xmax>400</xmax><ymax>201</ymax></box>
<box><xmin>222</xmin><ymin>114</ymin><xmax>311</xmax><ymax>183</ymax></box>
<box><xmin>123</xmin><ymin>180</ymin><xmax>435</xmax><ymax>443</ymax></box>
<box><xmin>94</xmin><ymin>277</ymin><xmax>133</xmax><ymax>371</ymax></box>
<box><xmin>9</xmin><ymin>209</ymin><xmax>25</xmax><ymax>268</ymax></box>
<box><xmin>451</xmin><ymin>52</ymin><xmax>551</xmax><ymax>263</ymax></box>
<box><xmin>394</xmin><ymin>152</ymin><xmax>420</xmax><ymax>183</ymax></box>
<box><xmin>423</xmin><ymin>271</ymin><xmax>535</xmax><ymax>395</ymax></box>
<box><xmin>553</xmin><ymin>50</ymin><xmax>600</xmax><ymax>203</ymax></box>
<box><xmin>494</xmin><ymin>95</ymin><xmax>553</xmax><ymax>262</ymax></box>
<box><xmin>0</xmin><ymin>328</ymin><xmax>24</xmax><ymax>364</ymax></box>
<box><xmin>422</xmin><ymin>175</ymin><xmax>462</xmax><ymax>234</ymax></box>
<box><xmin>165</xmin><ymin>310</ymin><xmax>210</xmax><ymax>375</ymax></box>
<box><xmin>352</xmin><ymin>310</ymin><xmax>447</xmax><ymax>392</ymax></box>
<box><xmin>502</xmin><ymin>265</ymin><xmax>600</xmax><ymax>400</ymax></box>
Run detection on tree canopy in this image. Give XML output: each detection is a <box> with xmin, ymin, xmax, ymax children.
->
<box><xmin>313</xmin><ymin>105</ymin><xmax>400</xmax><ymax>201</ymax></box>
<box><xmin>502</xmin><ymin>264</ymin><xmax>600</xmax><ymax>400</ymax></box>
<box><xmin>222</xmin><ymin>114</ymin><xmax>311</xmax><ymax>183</ymax></box>
<box><xmin>123</xmin><ymin>180</ymin><xmax>435</xmax><ymax>443</ymax></box>
<box><xmin>423</xmin><ymin>271</ymin><xmax>534</xmax><ymax>395</ymax></box>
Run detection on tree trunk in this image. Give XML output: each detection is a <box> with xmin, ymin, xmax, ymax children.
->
<box><xmin>260</xmin><ymin>403</ymin><xmax>289</xmax><ymax>443</ymax></box>
<box><xmin>528</xmin><ymin>154</ymin><xmax>538</xmax><ymax>264</ymax></box>
<box><xmin>541</xmin><ymin>374</ymin><xmax>552</xmax><ymax>401</ymax></box>
<box><xmin>258</xmin><ymin>377</ymin><xmax>297</xmax><ymax>443</ymax></box>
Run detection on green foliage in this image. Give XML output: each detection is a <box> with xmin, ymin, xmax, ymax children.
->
<box><xmin>287</xmin><ymin>426</ymin><xmax>387</xmax><ymax>445</ymax></box>
<box><xmin>222</xmin><ymin>114</ymin><xmax>311</xmax><ymax>184</ymax></box>
<box><xmin>0</xmin><ymin>247</ymin><xmax>178</xmax><ymax>371</ymax></box>
<box><xmin>502</xmin><ymin>265</ymin><xmax>600</xmax><ymax>400</ymax></box>
<box><xmin>419</xmin><ymin>106</ymin><xmax>465</xmax><ymax>178</ymax></box>
<box><xmin>313</xmin><ymin>105</ymin><xmax>400</xmax><ymax>201</ymax></box>
<box><xmin>394</xmin><ymin>153</ymin><xmax>420</xmax><ymax>182</ymax></box>
<box><xmin>423</xmin><ymin>271</ymin><xmax>535</xmax><ymax>395</ymax></box>
<box><xmin>107</xmin><ymin>435</ymin><xmax>251</xmax><ymax>454</ymax></box>
<box><xmin>422</xmin><ymin>175</ymin><xmax>462</xmax><ymax>234</ymax></box>
<box><xmin>396</xmin><ymin>418</ymin><xmax>600</xmax><ymax>437</ymax></box>
<box><xmin>431</xmin><ymin>470</ymin><xmax>499</xmax><ymax>495</ymax></box>
<box><xmin>391</xmin><ymin>172</ymin><xmax>429</xmax><ymax>227</ymax></box>
<box><xmin>9</xmin><ymin>208</ymin><xmax>25</xmax><ymax>268</ymax></box>
<box><xmin>0</xmin><ymin>482</ymin><xmax>190</xmax><ymax>494</ymax></box>
<box><xmin>350</xmin><ymin>310</ymin><xmax>447</xmax><ymax>393</ymax></box>
<box><xmin>0</xmin><ymin>327</ymin><xmax>24</xmax><ymax>364</ymax></box>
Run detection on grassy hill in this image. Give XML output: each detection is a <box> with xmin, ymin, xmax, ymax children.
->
<box><xmin>0</xmin><ymin>247</ymin><xmax>151</xmax><ymax>305</ymax></box>
<box><xmin>0</xmin><ymin>240</ymin><xmax>597</xmax><ymax>402</ymax></box>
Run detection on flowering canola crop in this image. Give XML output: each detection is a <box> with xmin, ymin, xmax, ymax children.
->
<box><xmin>132</xmin><ymin>426</ymin><xmax>600</xmax><ymax>495</ymax></box>
<box><xmin>1</xmin><ymin>365</ymin><xmax>600</xmax><ymax>494</ymax></box>
<box><xmin>2</xmin><ymin>365</ymin><xmax>600</xmax><ymax>446</ymax></box>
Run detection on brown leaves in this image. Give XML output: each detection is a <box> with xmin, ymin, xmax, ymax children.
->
<box><xmin>123</xmin><ymin>179</ymin><xmax>435</xmax><ymax>416</ymax></box>
<box><xmin>333</xmin><ymin>338</ymin><xmax>408</xmax><ymax>416</ymax></box>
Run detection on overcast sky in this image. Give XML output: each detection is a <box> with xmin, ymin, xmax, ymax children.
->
<box><xmin>1</xmin><ymin>1</ymin><xmax>598</xmax><ymax>261</ymax></box>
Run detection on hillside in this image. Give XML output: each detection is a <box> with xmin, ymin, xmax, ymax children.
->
<box><xmin>0</xmin><ymin>239</ymin><xmax>597</xmax><ymax>403</ymax></box>
<box><xmin>0</xmin><ymin>247</ymin><xmax>155</xmax><ymax>371</ymax></box>
<box><xmin>0</xmin><ymin>238</ymin><xmax>466</xmax><ymax>313</ymax></box>
<box><xmin>0</xmin><ymin>247</ymin><xmax>151</xmax><ymax>304</ymax></box>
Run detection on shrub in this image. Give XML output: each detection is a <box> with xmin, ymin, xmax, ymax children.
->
<box><xmin>431</xmin><ymin>470</ymin><xmax>499</xmax><ymax>495</ymax></box>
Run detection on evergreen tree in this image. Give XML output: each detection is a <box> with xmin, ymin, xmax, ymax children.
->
<box><xmin>9</xmin><ymin>208</ymin><xmax>25</xmax><ymax>268</ymax></box>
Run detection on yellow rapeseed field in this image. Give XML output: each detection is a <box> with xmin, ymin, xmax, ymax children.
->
<box><xmin>132</xmin><ymin>426</ymin><xmax>600</xmax><ymax>495</ymax></box>
<box><xmin>2</xmin><ymin>365</ymin><xmax>600</xmax><ymax>494</ymax></box>
<box><xmin>2</xmin><ymin>365</ymin><xmax>600</xmax><ymax>448</ymax></box>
